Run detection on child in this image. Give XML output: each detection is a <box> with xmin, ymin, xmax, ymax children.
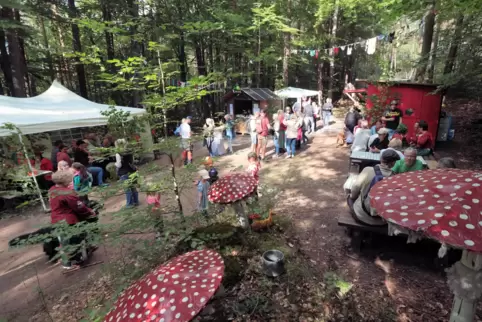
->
<box><xmin>72</xmin><ymin>162</ymin><xmax>93</xmax><ymax>201</ymax></box>
<box><xmin>146</xmin><ymin>187</ymin><xmax>163</xmax><ymax>238</ymax></box>
<box><xmin>197</xmin><ymin>169</ymin><xmax>211</xmax><ymax>217</ymax></box>
<box><xmin>246</xmin><ymin>152</ymin><xmax>261</xmax><ymax>190</ymax></box>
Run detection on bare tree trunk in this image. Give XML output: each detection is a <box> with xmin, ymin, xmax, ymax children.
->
<box><xmin>0</xmin><ymin>27</ymin><xmax>14</xmax><ymax>95</ymax></box>
<box><xmin>443</xmin><ymin>15</ymin><xmax>464</xmax><ymax>75</ymax></box>
<box><xmin>282</xmin><ymin>0</ymin><xmax>291</xmax><ymax>87</ymax></box>
<box><xmin>67</xmin><ymin>0</ymin><xmax>88</xmax><ymax>98</ymax></box>
<box><xmin>328</xmin><ymin>1</ymin><xmax>338</xmax><ymax>99</ymax></box>
<box><xmin>2</xmin><ymin>8</ymin><xmax>27</xmax><ymax>97</ymax></box>
<box><xmin>195</xmin><ymin>39</ymin><xmax>206</xmax><ymax>75</ymax></box>
<box><xmin>427</xmin><ymin>15</ymin><xmax>440</xmax><ymax>82</ymax></box>
<box><xmin>39</xmin><ymin>17</ymin><xmax>54</xmax><ymax>81</ymax></box>
<box><xmin>415</xmin><ymin>2</ymin><xmax>436</xmax><ymax>82</ymax></box>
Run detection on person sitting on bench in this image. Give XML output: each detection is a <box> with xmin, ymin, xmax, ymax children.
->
<box><xmin>347</xmin><ymin>150</ymin><xmax>400</xmax><ymax>226</ymax></box>
<box><xmin>412</xmin><ymin>120</ymin><xmax>433</xmax><ymax>156</ymax></box>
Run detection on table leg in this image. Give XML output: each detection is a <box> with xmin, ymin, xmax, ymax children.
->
<box><xmin>447</xmin><ymin>250</ymin><xmax>482</xmax><ymax>322</ymax></box>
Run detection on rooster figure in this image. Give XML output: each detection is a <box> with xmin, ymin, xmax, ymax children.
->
<box><xmin>248</xmin><ymin>209</ymin><xmax>275</xmax><ymax>231</ymax></box>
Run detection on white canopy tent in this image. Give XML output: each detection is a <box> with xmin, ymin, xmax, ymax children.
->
<box><xmin>0</xmin><ymin>80</ymin><xmax>148</xmax><ymax>211</ymax></box>
<box><xmin>0</xmin><ymin>80</ymin><xmax>146</xmax><ymax>136</ymax></box>
<box><xmin>274</xmin><ymin>87</ymin><xmax>320</xmax><ymax>99</ymax></box>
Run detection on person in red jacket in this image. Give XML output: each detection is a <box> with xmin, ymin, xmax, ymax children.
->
<box><xmin>412</xmin><ymin>120</ymin><xmax>433</xmax><ymax>156</ymax></box>
<box><xmin>49</xmin><ymin>171</ymin><xmax>96</xmax><ymax>270</ymax></box>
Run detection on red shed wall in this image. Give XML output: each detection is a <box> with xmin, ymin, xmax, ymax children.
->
<box><xmin>366</xmin><ymin>83</ymin><xmax>442</xmax><ymax>147</ymax></box>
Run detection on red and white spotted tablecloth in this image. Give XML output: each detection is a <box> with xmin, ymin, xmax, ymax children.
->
<box><xmin>104</xmin><ymin>249</ymin><xmax>224</xmax><ymax>322</ymax></box>
<box><xmin>208</xmin><ymin>173</ymin><xmax>257</xmax><ymax>204</ymax></box>
<box><xmin>370</xmin><ymin>169</ymin><xmax>482</xmax><ymax>252</ymax></box>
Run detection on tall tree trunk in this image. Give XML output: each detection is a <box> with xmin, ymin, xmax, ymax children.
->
<box><xmin>443</xmin><ymin>15</ymin><xmax>464</xmax><ymax>75</ymax></box>
<box><xmin>427</xmin><ymin>15</ymin><xmax>440</xmax><ymax>82</ymax></box>
<box><xmin>208</xmin><ymin>36</ymin><xmax>214</xmax><ymax>72</ymax></box>
<box><xmin>282</xmin><ymin>0</ymin><xmax>291</xmax><ymax>87</ymax></box>
<box><xmin>179</xmin><ymin>30</ymin><xmax>187</xmax><ymax>82</ymax></box>
<box><xmin>256</xmin><ymin>23</ymin><xmax>261</xmax><ymax>87</ymax></box>
<box><xmin>328</xmin><ymin>1</ymin><xmax>339</xmax><ymax>99</ymax></box>
<box><xmin>67</xmin><ymin>0</ymin><xmax>88</xmax><ymax>98</ymax></box>
<box><xmin>195</xmin><ymin>39</ymin><xmax>206</xmax><ymax>75</ymax></box>
<box><xmin>415</xmin><ymin>2</ymin><xmax>436</xmax><ymax>82</ymax></box>
<box><xmin>39</xmin><ymin>17</ymin><xmax>54</xmax><ymax>81</ymax></box>
<box><xmin>14</xmin><ymin>9</ymin><xmax>30</xmax><ymax>94</ymax></box>
<box><xmin>0</xmin><ymin>27</ymin><xmax>14</xmax><ymax>95</ymax></box>
<box><xmin>2</xmin><ymin>8</ymin><xmax>27</xmax><ymax>97</ymax></box>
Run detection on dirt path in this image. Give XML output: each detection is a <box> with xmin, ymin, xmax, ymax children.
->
<box><xmin>0</xmin><ymin>122</ymin><xmax>473</xmax><ymax>321</ymax></box>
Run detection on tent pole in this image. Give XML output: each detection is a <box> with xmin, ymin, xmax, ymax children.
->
<box><xmin>17</xmin><ymin>132</ymin><xmax>48</xmax><ymax>212</ymax></box>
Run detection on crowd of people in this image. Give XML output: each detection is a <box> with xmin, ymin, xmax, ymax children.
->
<box><xmin>340</xmin><ymin>100</ymin><xmax>434</xmax><ymax>157</ymax></box>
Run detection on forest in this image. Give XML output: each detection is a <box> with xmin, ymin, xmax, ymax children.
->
<box><xmin>1</xmin><ymin>0</ymin><xmax>482</xmax><ymax>113</ymax></box>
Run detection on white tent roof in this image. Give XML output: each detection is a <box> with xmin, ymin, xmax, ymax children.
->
<box><xmin>0</xmin><ymin>80</ymin><xmax>146</xmax><ymax>137</ymax></box>
<box><xmin>275</xmin><ymin>87</ymin><xmax>319</xmax><ymax>98</ymax></box>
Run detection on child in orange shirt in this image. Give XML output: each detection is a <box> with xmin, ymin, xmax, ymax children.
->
<box><xmin>146</xmin><ymin>188</ymin><xmax>162</xmax><ymax>238</ymax></box>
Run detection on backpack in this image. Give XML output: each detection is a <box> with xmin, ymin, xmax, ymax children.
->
<box><xmin>174</xmin><ymin>125</ymin><xmax>181</xmax><ymax>136</ymax></box>
<box><xmin>362</xmin><ymin>165</ymin><xmax>388</xmax><ymax>214</ymax></box>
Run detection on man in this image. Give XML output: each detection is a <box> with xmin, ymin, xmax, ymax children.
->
<box><xmin>348</xmin><ymin>149</ymin><xmax>400</xmax><ymax>225</ymax></box>
<box><xmin>256</xmin><ymin>110</ymin><xmax>270</xmax><ymax>161</ymax></box>
<box><xmin>322</xmin><ymin>98</ymin><xmax>333</xmax><ymax>128</ymax></box>
<box><xmin>412</xmin><ymin>121</ymin><xmax>433</xmax><ymax>156</ymax></box>
<box><xmin>344</xmin><ymin>107</ymin><xmax>360</xmax><ymax>134</ymax></box>
<box><xmin>249</xmin><ymin>112</ymin><xmax>259</xmax><ymax>153</ymax></box>
<box><xmin>74</xmin><ymin>140</ymin><xmax>106</xmax><ymax>186</ymax></box>
<box><xmin>180</xmin><ymin>116</ymin><xmax>192</xmax><ymax>165</ymax></box>
<box><xmin>392</xmin><ymin>147</ymin><xmax>424</xmax><ymax>174</ymax></box>
<box><xmin>382</xmin><ymin>100</ymin><xmax>403</xmax><ymax>139</ymax></box>
<box><xmin>51</xmin><ymin>140</ymin><xmax>63</xmax><ymax>170</ymax></box>
<box><xmin>369</xmin><ymin>128</ymin><xmax>389</xmax><ymax>153</ymax></box>
<box><xmin>303</xmin><ymin>99</ymin><xmax>315</xmax><ymax>134</ymax></box>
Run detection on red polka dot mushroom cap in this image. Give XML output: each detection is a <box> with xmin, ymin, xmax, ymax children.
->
<box><xmin>103</xmin><ymin>249</ymin><xmax>224</xmax><ymax>322</ymax></box>
<box><xmin>208</xmin><ymin>174</ymin><xmax>257</xmax><ymax>204</ymax></box>
<box><xmin>370</xmin><ymin>169</ymin><xmax>482</xmax><ymax>252</ymax></box>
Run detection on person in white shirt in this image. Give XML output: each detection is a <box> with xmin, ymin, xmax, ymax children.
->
<box><xmin>179</xmin><ymin>116</ymin><xmax>192</xmax><ymax>165</ymax></box>
<box><xmin>351</xmin><ymin>120</ymin><xmax>371</xmax><ymax>152</ymax></box>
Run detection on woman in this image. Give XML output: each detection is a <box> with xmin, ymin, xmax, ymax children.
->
<box><xmin>49</xmin><ymin>171</ymin><xmax>96</xmax><ymax>270</ymax></box>
<box><xmin>224</xmin><ymin>114</ymin><xmax>235</xmax><ymax>154</ymax></box>
<box><xmin>203</xmin><ymin>118</ymin><xmax>215</xmax><ymax>156</ymax></box>
<box><xmin>272</xmin><ymin>111</ymin><xmax>281</xmax><ymax>158</ymax></box>
<box><xmin>115</xmin><ymin>139</ymin><xmax>139</xmax><ymax>207</ymax></box>
<box><xmin>283</xmin><ymin>106</ymin><xmax>302</xmax><ymax>159</ymax></box>
<box><xmin>211</xmin><ymin>122</ymin><xmax>226</xmax><ymax>156</ymax></box>
<box><xmin>277</xmin><ymin>110</ymin><xmax>286</xmax><ymax>154</ymax></box>
<box><xmin>413</xmin><ymin>120</ymin><xmax>433</xmax><ymax>156</ymax></box>
<box><xmin>322</xmin><ymin>98</ymin><xmax>333</xmax><ymax>127</ymax></box>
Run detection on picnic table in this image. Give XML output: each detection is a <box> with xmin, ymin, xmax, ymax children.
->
<box><xmin>349</xmin><ymin>151</ymin><xmax>427</xmax><ymax>173</ymax></box>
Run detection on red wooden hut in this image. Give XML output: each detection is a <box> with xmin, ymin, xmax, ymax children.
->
<box><xmin>356</xmin><ymin>80</ymin><xmax>443</xmax><ymax>148</ymax></box>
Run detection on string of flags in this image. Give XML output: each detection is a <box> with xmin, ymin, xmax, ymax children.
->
<box><xmin>291</xmin><ymin>32</ymin><xmax>395</xmax><ymax>58</ymax></box>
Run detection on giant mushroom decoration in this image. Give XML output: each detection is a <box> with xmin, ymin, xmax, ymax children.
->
<box><xmin>103</xmin><ymin>249</ymin><xmax>224</xmax><ymax>322</ymax></box>
<box><xmin>208</xmin><ymin>174</ymin><xmax>257</xmax><ymax>229</ymax></box>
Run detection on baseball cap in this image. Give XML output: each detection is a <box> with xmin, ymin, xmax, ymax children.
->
<box><xmin>198</xmin><ymin>169</ymin><xmax>210</xmax><ymax>179</ymax></box>
<box><xmin>186</xmin><ymin>116</ymin><xmax>192</xmax><ymax>119</ymax></box>
<box><xmin>378</xmin><ymin>128</ymin><xmax>389</xmax><ymax>135</ymax></box>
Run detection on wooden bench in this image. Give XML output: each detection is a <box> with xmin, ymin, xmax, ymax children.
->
<box><xmin>338</xmin><ymin>212</ymin><xmax>388</xmax><ymax>251</ymax></box>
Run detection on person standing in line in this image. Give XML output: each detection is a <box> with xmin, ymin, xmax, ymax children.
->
<box><xmin>203</xmin><ymin>118</ymin><xmax>215</xmax><ymax>157</ymax></box>
<box><xmin>224</xmin><ymin>114</ymin><xmax>234</xmax><ymax>154</ymax></box>
<box><xmin>303</xmin><ymin>98</ymin><xmax>315</xmax><ymax>134</ymax></box>
<box><xmin>115</xmin><ymin>139</ymin><xmax>139</xmax><ymax>207</ymax></box>
<box><xmin>322</xmin><ymin>98</ymin><xmax>333</xmax><ymax>128</ymax></box>
<box><xmin>256</xmin><ymin>110</ymin><xmax>270</xmax><ymax>161</ymax></box>
<box><xmin>381</xmin><ymin>100</ymin><xmax>403</xmax><ymax>139</ymax></box>
<box><xmin>283</xmin><ymin>106</ymin><xmax>302</xmax><ymax>159</ymax></box>
<box><xmin>179</xmin><ymin>116</ymin><xmax>192</xmax><ymax>165</ymax></box>
<box><xmin>277</xmin><ymin>110</ymin><xmax>286</xmax><ymax>155</ymax></box>
<box><xmin>249</xmin><ymin>112</ymin><xmax>259</xmax><ymax>153</ymax></box>
<box><xmin>272</xmin><ymin>111</ymin><xmax>281</xmax><ymax>158</ymax></box>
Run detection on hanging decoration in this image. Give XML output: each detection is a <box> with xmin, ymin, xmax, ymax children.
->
<box><xmin>289</xmin><ymin>33</ymin><xmax>392</xmax><ymax>58</ymax></box>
